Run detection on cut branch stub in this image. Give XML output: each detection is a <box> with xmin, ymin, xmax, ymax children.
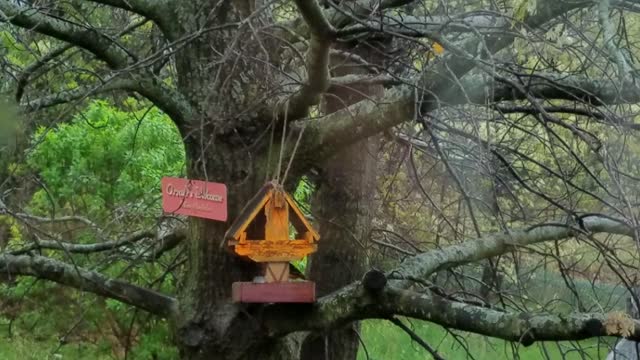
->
<box><xmin>362</xmin><ymin>269</ymin><xmax>387</xmax><ymax>293</ymax></box>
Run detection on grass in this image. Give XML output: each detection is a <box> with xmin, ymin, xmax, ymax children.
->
<box><xmin>0</xmin><ymin>337</ymin><xmax>110</xmax><ymax>360</ymax></box>
<box><xmin>358</xmin><ymin>319</ymin><xmax>616</xmax><ymax>360</ymax></box>
<box><xmin>0</xmin><ymin>318</ymin><xmax>621</xmax><ymax>359</ymax></box>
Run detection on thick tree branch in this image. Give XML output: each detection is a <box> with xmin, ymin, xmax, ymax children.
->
<box><xmin>84</xmin><ymin>0</ymin><xmax>175</xmax><ymax>36</ymax></box>
<box><xmin>297</xmin><ymin>0</ymin><xmax>593</xmax><ymax>159</ymax></box>
<box><xmin>301</xmin><ymin>70</ymin><xmax>640</xmax><ymax>162</ymax></box>
<box><xmin>287</xmin><ymin>0</ymin><xmax>335</xmax><ymax>119</ymax></box>
<box><xmin>263</xmin><ymin>216</ymin><xmax>637</xmax><ymax>343</ymax></box>
<box><xmin>0</xmin><ymin>254</ymin><xmax>178</xmax><ymax>317</ymax></box>
<box><xmin>337</xmin><ymin>14</ymin><xmax>508</xmax><ymax>38</ymax></box>
<box><xmin>10</xmin><ymin>230</ymin><xmax>150</xmax><ymax>255</ymax></box>
<box><xmin>392</xmin><ymin>215</ymin><xmax>633</xmax><ymax>287</ymax></box>
<box><xmin>494</xmin><ymin>105</ymin><xmax>640</xmax><ymax>129</ymax></box>
<box><xmin>2</xmin><ymin>3</ymin><xmax>193</xmax><ymax>130</ymax></box>
<box><xmin>301</xmin><ymin>62</ymin><xmax>640</xmax><ymax>164</ymax></box>
<box><xmin>16</xmin><ymin>213</ymin><xmax>100</xmax><ymax>229</ymax></box>
<box><xmin>300</xmin><ymin>85</ymin><xmax>413</xmax><ymax>159</ymax></box>
<box><xmin>599</xmin><ymin>0</ymin><xmax>633</xmax><ymax>81</ymax></box>
<box><xmin>15</xmin><ymin>18</ymin><xmax>149</xmax><ymax>102</ymax></box>
<box><xmin>0</xmin><ymin>1</ymin><xmax>131</xmax><ymax>68</ymax></box>
<box><xmin>266</xmin><ymin>285</ymin><xmax>640</xmax><ymax>345</ymax></box>
<box><xmin>22</xmin><ymin>78</ymin><xmax>135</xmax><ymax>110</ymax></box>
<box><xmin>22</xmin><ymin>73</ymin><xmax>193</xmax><ymax>127</ymax></box>
<box><xmin>455</xmin><ymin>73</ymin><xmax>640</xmax><ymax>106</ymax></box>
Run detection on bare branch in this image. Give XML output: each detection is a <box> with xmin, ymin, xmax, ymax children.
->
<box><xmin>294</xmin><ymin>0</ymin><xmax>336</xmax><ymax>39</ymax></box>
<box><xmin>0</xmin><ymin>254</ymin><xmax>178</xmax><ymax>317</ymax></box>
<box><xmin>261</xmin><ymin>214</ymin><xmax>639</xmax><ymax>342</ymax></box>
<box><xmin>16</xmin><ymin>213</ymin><xmax>100</xmax><ymax>229</ymax></box>
<box><xmin>147</xmin><ymin>228</ymin><xmax>185</xmax><ymax>260</ymax></box>
<box><xmin>10</xmin><ymin>228</ymin><xmax>185</xmax><ymax>256</ymax></box>
<box><xmin>8</xmin><ymin>231</ymin><xmax>148</xmax><ymax>255</ymax></box>
<box><xmin>388</xmin><ymin>317</ymin><xmax>445</xmax><ymax>360</ymax></box>
<box><xmin>15</xmin><ymin>43</ymin><xmax>73</xmax><ymax>102</ymax></box>
<box><xmin>393</xmin><ymin>215</ymin><xmax>633</xmax><ymax>287</ymax></box>
<box><xmin>299</xmin><ymin>85</ymin><xmax>413</xmax><ymax>159</ymax></box>
<box><xmin>0</xmin><ymin>1</ymin><xmax>132</xmax><ymax>68</ymax></box>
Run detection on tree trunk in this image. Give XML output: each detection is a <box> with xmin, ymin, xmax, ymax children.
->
<box><xmin>300</xmin><ymin>38</ymin><xmax>386</xmax><ymax>360</ymax></box>
<box><xmin>151</xmin><ymin>2</ymin><xmax>386</xmax><ymax>358</ymax></box>
<box><xmin>166</xmin><ymin>3</ymin><xmax>302</xmax><ymax>359</ymax></box>
<box><xmin>299</xmin><ymin>141</ymin><xmax>378</xmax><ymax>360</ymax></box>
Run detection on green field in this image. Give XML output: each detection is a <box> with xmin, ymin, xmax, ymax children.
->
<box><xmin>358</xmin><ymin>319</ymin><xmax>616</xmax><ymax>360</ymax></box>
<box><xmin>0</xmin><ymin>319</ymin><xmax>619</xmax><ymax>360</ymax></box>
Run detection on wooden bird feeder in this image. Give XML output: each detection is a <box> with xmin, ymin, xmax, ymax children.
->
<box><xmin>225</xmin><ymin>181</ymin><xmax>320</xmax><ymax>303</ymax></box>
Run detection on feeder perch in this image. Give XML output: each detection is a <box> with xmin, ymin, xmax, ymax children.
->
<box><xmin>225</xmin><ymin>181</ymin><xmax>320</xmax><ymax>303</ymax></box>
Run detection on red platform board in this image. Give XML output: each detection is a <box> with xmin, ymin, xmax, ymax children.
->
<box><xmin>232</xmin><ymin>281</ymin><xmax>315</xmax><ymax>303</ymax></box>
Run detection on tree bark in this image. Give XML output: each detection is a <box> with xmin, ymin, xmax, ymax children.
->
<box><xmin>299</xmin><ymin>141</ymin><xmax>377</xmax><ymax>360</ymax></box>
<box><xmin>165</xmin><ymin>3</ymin><xmax>302</xmax><ymax>359</ymax></box>
<box><xmin>300</xmin><ymin>37</ymin><xmax>387</xmax><ymax>360</ymax></box>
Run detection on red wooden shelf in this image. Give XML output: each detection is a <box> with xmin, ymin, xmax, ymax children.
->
<box><xmin>232</xmin><ymin>281</ymin><xmax>315</xmax><ymax>303</ymax></box>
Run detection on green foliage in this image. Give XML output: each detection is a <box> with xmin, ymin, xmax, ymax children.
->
<box><xmin>27</xmin><ymin>100</ymin><xmax>185</xmax><ymax>219</ymax></box>
<box><xmin>0</xmin><ymin>215</ymin><xmax>21</xmax><ymax>246</ymax></box>
<box><xmin>0</xmin><ymin>100</ymin><xmax>186</xmax><ymax>357</ymax></box>
<box><xmin>291</xmin><ymin>177</ymin><xmax>316</xmax><ymax>274</ymax></box>
<box><xmin>0</xmin><ymin>335</ymin><xmax>110</xmax><ymax>360</ymax></box>
<box><xmin>292</xmin><ymin>176</ymin><xmax>314</xmax><ymax>216</ymax></box>
<box><xmin>128</xmin><ymin>320</ymin><xmax>179</xmax><ymax>360</ymax></box>
<box><xmin>513</xmin><ymin>0</ymin><xmax>537</xmax><ymax>22</ymax></box>
<box><xmin>0</xmin><ymin>313</ymin><xmax>175</xmax><ymax>359</ymax></box>
<box><xmin>0</xmin><ymin>31</ymin><xmax>33</xmax><ymax>68</ymax></box>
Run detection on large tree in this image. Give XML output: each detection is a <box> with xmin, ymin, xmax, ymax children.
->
<box><xmin>3</xmin><ymin>0</ymin><xmax>640</xmax><ymax>359</ymax></box>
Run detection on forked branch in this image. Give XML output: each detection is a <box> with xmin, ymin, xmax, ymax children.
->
<box><xmin>286</xmin><ymin>0</ymin><xmax>336</xmax><ymax>119</ymax></box>
<box><xmin>0</xmin><ymin>1</ymin><xmax>132</xmax><ymax>68</ymax></box>
<box><xmin>263</xmin><ymin>215</ymin><xmax>638</xmax><ymax>344</ymax></box>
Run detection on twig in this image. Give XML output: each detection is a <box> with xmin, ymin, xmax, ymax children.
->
<box><xmin>388</xmin><ymin>317</ymin><xmax>446</xmax><ymax>360</ymax></box>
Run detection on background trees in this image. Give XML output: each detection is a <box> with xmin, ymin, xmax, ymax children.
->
<box><xmin>2</xmin><ymin>0</ymin><xmax>640</xmax><ymax>359</ymax></box>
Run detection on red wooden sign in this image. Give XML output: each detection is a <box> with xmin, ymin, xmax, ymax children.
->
<box><xmin>161</xmin><ymin>177</ymin><xmax>227</xmax><ymax>221</ymax></box>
